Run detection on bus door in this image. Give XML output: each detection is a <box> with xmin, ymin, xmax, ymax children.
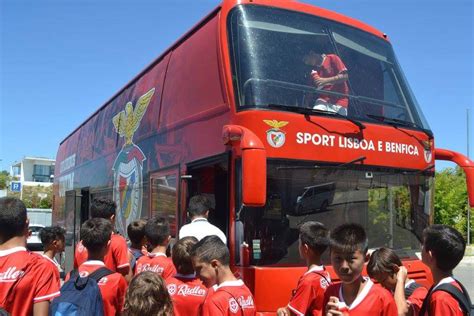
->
<box><xmin>184</xmin><ymin>154</ymin><xmax>230</xmax><ymax>241</ymax></box>
<box><xmin>65</xmin><ymin>188</ymin><xmax>89</xmax><ymax>273</ymax></box>
<box><xmin>149</xmin><ymin>168</ymin><xmax>180</xmax><ymax>249</ymax></box>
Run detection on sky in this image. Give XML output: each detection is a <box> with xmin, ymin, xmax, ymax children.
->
<box><xmin>0</xmin><ymin>0</ymin><xmax>472</xmax><ymax>171</ymax></box>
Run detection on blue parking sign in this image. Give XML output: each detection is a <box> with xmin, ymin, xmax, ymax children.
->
<box><xmin>11</xmin><ymin>182</ymin><xmax>21</xmax><ymax>192</ymax></box>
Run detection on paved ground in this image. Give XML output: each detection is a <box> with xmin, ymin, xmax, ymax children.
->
<box><xmin>454</xmin><ymin>256</ymin><xmax>474</xmax><ymax>296</ymax></box>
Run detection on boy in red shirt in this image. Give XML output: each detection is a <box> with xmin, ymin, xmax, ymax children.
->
<box><xmin>324</xmin><ymin>223</ymin><xmax>397</xmax><ymax>316</ymax></box>
<box><xmin>0</xmin><ymin>197</ymin><xmax>60</xmax><ymax>316</ymax></box>
<box><xmin>134</xmin><ymin>216</ymin><xmax>176</xmax><ymax>278</ymax></box>
<box><xmin>127</xmin><ymin>219</ymin><xmax>147</xmax><ymax>274</ymax></box>
<box><xmin>367</xmin><ymin>247</ymin><xmax>428</xmax><ymax>316</ymax></box>
<box><xmin>68</xmin><ymin>218</ymin><xmax>128</xmax><ymax>316</ymax></box>
<box><xmin>39</xmin><ymin>226</ymin><xmax>66</xmax><ymax>288</ymax></box>
<box><xmin>420</xmin><ymin>224</ymin><xmax>470</xmax><ymax>316</ymax></box>
<box><xmin>191</xmin><ymin>235</ymin><xmax>256</xmax><ymax>316</ymax></box>
<box><xmin>166</xmin><ymin>236</ymin><xmax>207</xmax><ymax>316</ymax></box>
<box><xmin>74</xmin><ymin>198</ymin><xmax>130</xmax><ymax>277</ymax></box>
<box><xmin>277</xmin><ymin>221</ymin><xmax>331</xmax><ymax>316</ymax></box>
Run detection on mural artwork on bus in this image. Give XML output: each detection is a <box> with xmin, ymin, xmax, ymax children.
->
<box><xmin>112</xmin><ymin>88</ymin><xmax>155</xmax><ymax>235</ymax></box>
<box><xmin>264</xmin><ymin>120</ymin><xmax>288</xmax><ymax>148</ymax></box>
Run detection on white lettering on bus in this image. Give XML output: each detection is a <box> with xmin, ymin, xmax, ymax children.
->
<box><xmin>60</xmin><ymin>154</ymin><xmax>76</xmax><ymax>173</ymax></box>
<box><xmin>296</xmin><ymin>132</ymin><xmax>420</xmax><ymax>157</ymax></box>
<box><xmin>59</xmin><ymin>172</ymin><xmax>74</xmax><ymax>197</ymax></box>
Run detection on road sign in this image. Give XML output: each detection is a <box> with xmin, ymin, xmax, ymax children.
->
<box><xmin>11</xmin><ymin>182</ymin><xmax>21</xmax><ymax>192</ymax></box>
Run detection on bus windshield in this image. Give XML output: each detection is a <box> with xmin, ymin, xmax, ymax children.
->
<box><xmin>237</xmin><ymin>160</ymin><xmax>433</xmax><ymax>266</ymax></box>
<box><xmin>228</xmin><ymin>5</ymin><xmax>430</xmax><ymax>130</ymax></box>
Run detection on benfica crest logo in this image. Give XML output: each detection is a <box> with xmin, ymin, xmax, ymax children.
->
<box><xmin>264</xmin><ymin>120</ymin><xmax>289</xmax><ymax>148</ymax></box>
<box><xmin>112</xmin><ymin>88</ymin><xmax>155</xmax><ymax>236</ymax></box>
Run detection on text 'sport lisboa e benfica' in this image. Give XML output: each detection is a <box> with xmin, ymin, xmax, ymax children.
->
<box><xmin>53</xmin><ymin>0</ymin><xmax>474</xmax><ymax>314</ymax></box>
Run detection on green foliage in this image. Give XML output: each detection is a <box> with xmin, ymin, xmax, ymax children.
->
<box><xmin>15</xmin><ymin>185</ymin><xmax>53</xmax><ymax>209</ymax></box>
<box><xmin>434</xmin><ymin>167</ymin><xmax>472</xmax><ymax>241</ymax></box>
<box><xmin>0</xmin><ymin>171</ymin><xmax>10</xmax><ymax>190</ymax></box>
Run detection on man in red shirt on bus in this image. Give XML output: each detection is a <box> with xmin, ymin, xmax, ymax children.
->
<box><xmin>166</xmin><ymin>236</ymin><xmax>207</xmax><ymax>316</ymax></box>
<box><xmin>192</xmin><ymin>235</ymin><xmax>256</xmax><ymax>316</ymax></box>
<box><xmin>277</xmin><ymin>221</ymin><xmax>331</xmax><ymax>316</ymax></box>
<box><xmin>74</xmin><ymin>198</ymin><xmax>130</xmax><ymax>277</ymax></box>
<box><xmin>303</xmin><ymin>50</ymin><xmax>350</xmax><ymax>116</ymax></box>
<box><xmin>67</xmin><ymin>218</ymin><xmax>128</xmax><ymax>316</ymax></box>
<box><xmin>0</xmin><ymin>197</ymin><xmax>60</xmax><ymax>316</ymax></box>
<box><xmin>134</xmin><ymin>216</ymin><xmax>176</xmax><ymax>279</ymax></box>
<box><xmin>324</xmin><ymin>223</ymin><xmax>397</xmax><ymax>316</ymax></box>
<box><xmin>419</xmin><ymin>224</ymin><xmax>470</xmax><ymax>316</ymax></box>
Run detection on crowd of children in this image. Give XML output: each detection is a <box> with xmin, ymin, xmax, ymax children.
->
<box><xmin>0</xmin><ymin>196</ymin><xmax>472</xmax><ymax>316</ymax></box>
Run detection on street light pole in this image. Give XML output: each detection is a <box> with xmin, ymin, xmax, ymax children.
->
<box><xmin>467</xmin><ymin>108</ymin><xmax>471</xmax><ymax>245</ymax></box>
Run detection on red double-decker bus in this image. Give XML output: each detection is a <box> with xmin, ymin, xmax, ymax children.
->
<box><xmin>53</xmin><ymin>0</ymin><xmax>474</xmax><ymax>313</ymax></box>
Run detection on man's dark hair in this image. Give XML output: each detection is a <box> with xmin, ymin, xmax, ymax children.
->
<box><xmin>172</xmin><ymin>236</ymin><xmax>198</xmax><ymax>275</ymax></box>
<box><xmin>39</xmin><ymin>226</ymin><xmax>66</xmax><ymax>248</ymax></box>
<box><xmin>80</xmin><ymin>218</ymin><xmax>113</xmax><ymax>253</ymax></box>
<box><xmin>90</xmin><ymin>198</ymin><xmax>116</xmax><ymax>219</ymax></box>
<box><xmin>145</xmin><ymin>216</ymin><xmax>170</xmax><ymax>247</ymax></box>
<box><xmin>367</xmin><ymin>247</ymin><xmax>402</xmax><ymax>278</ymax></box>
<box><xmin>330</xmin><ymin>223</ymin><xmax>368</xmax><ymax>254</ymax></box>
<box><xmin>191</xmin><ymin>235</ymin><xmax>230</xmax><ymax>266</ymax></box>
<box><xmin>423</xmin><ymin>224</ymin><xmax>465</xmax><ymax>271</ymax></box>
<box><xmin>299</xmin><ymin>221</ymin><xmax>329</xmax><ymax>255</ymax></box>
<box><xmin>128</xmin><ymin>219</ymin><xmax>147</xmax><ymax>245</ymax></box>
<box><xmin>0</xmin><ymin>197</ymin><xmax>27</xmax><ymax>241</ymax></box>
<box><xmin>188</xmin><ymin>195</ymin><xmax>211</xmax><ymax>217</ymax></box>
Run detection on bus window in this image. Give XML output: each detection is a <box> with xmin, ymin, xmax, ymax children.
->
<box><xmin>237</xmin><ymin>160</ymin><xmax>432</xmax><ymax>266</ymax></box>
<box><xmin>150</xmin><ymin>171</ymin><xmax>178</xmax><ymax>237</ymax></box>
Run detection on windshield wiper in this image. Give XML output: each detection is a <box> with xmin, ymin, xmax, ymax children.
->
<box><xmin>266</xmin><ymin>104</ymin><xmax>366</xmax><ymax>131</ymax></box>
<box><xmin>366</xmin><ymin>114</ymin><xmax>433</xmax><ymax>138</ymax></box>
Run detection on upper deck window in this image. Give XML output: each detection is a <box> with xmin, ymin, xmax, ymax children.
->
<box><xmin>228</xmin><ymin>5</ymin><xmax>430</xmax><ymax>131</ymax></box>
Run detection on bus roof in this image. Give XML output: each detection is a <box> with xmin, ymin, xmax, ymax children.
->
<box><xmin>61</xmin><ymin>0</ymin><xmax>387</xmax><ymax>145</ymax></box>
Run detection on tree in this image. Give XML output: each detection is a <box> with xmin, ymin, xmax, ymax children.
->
<box><xmin>434</xmin><ymin>167</ymin><xmax>473</xmax><ymax>241</ymax></box>
<box><xmin>0</xmin><ymin>171</ymin><xmax>10</xmax><ymax>190</ymax></box>
<box><xmin>20</xmin><ymin>185</ymin><xmax>53</xmax><ymax>209</ymax></box>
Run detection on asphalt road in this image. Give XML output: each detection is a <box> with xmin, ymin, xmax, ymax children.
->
<box><xmin>454</xmin><ymin>256</ymin><xmax>474</xmax><ymax>296</ymax></box>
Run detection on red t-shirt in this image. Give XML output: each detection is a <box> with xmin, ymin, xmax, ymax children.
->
<box><xmin>41</xmin><ymin>254</ymin><xmax>61</xmax><ymax>290</ymax></box>
<box><xmin>166</xmin><ymin>274</ymin><xmax>208</xmax><ymax>316</ymax></box>
<box><xmin>74</xmin><ymin>233</ymin><xmax>130</xmax><ymax>273</ymax></box>
<box><xmin>287</xmin><ymin>265</ymin><xmax>331</xmax><ymax>316</ymax></box>
<box><xmin>424</xmin><ymin>277</ymin><xmax>465</xmax><ymax>316</ymax></box>
<box><xmin>315</xmin><ymin>54</ymin><xmax>349</xmax><ymax>107</ymax></box>
<box><xmin>67</xmin><ymin>260</ymin><xmax>128</xmax><ymax>316</ymax></box>
<box><xmin>0</xmin><ymin>247</ymin><xmax>60</xmax><ymax>316</ymax></box>
<box><xmin>323</xmin><ymin>278</ymin><xmax>397</xmax><ymax>316</ymax></box>
<box><xmin>405</xmin><ymin>281</ymin><xmax>428</xmax><ymax>316</ymax></box>
<box><xmin>201</xmin><ymin>280</ymin><xmax>256</xmax><ymax>316</ymax></box>
<box><xmin>134</xmin><ymin>252</ymin><xmax>176</xmax><ymax>279</ymax></box>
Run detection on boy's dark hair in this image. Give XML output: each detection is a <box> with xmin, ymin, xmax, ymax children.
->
<box><xmin>128</xmin><ymin>219</ymin><xmax>147</xmax><ymax>245</ymax></box>
<box><xmin>172</xmin><ymin>236</ymin><xmax>198</xmax><ymax>275</ymax></box>
<box><xmin>0</xmin><ymin>197</ymin><xmax>27</xmax><ymax>241</ymax></box>
<box><xmin>188</xmin><ymin>195</ymin><xmax>211</xmax><ymax>217</ymax></box>
<box><xmin>330</xmin><ymin>223</ymin><xmax>368</xmax><ymax>254</ymax></box>
<box><xmin>299</xmin><ymin>221</ymin><xmax>329</xmax><ymax>255</ymax></box>
<box><xmin>191</xmin><ymin>235</ymin><xmax>230</xmax><ymax>266</ymax></box>
<box><xmin>423</xmin><ymin>224</ymin><xmax>466</xmax><ymax>271</ymax></box>
<box><xmin>80</xmin><ymin>218</ymin><xmax>113</xmax><ymax>253</ymax></box>
<box><xmin>367</xmin><ymin>247</ymin><xmax>402</xmax><ymax>278</ymax></box>
<box><xmin>39</xmin><ymin>226</ymin><xmax>66</xmax><ymax>247</ymax></box>
<box><xmin>90</xmin><ymin>198</ymin><xmax>116</xmax><ymax>219</ymax></box>
<box><xmin>145</xmin><ymin>216</ymin><xmax>170</xmax><ymax>247</ymax></box>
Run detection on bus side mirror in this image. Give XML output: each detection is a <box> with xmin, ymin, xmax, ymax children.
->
<box><xmin>242</xmin><ymin>148</ymin><xmax>266</xmax><ymax>207</ymax></box>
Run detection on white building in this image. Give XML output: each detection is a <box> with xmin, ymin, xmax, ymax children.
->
<box><xmin>10</xmin><ymin>157</ymin><xmax>55</xmax><ymax>188</ymax></box>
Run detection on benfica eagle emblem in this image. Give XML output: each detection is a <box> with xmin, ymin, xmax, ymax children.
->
<box><xmin>263</xmin><ymin>120</ymin><xmax>289</xmax><ymax>148</ymax></box>
<box><xmin>112</xmin><ymin>88</ymin><xmax>155</xmax><ymax>236</ymax></box>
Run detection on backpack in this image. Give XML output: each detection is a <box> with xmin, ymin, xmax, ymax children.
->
<box><xmin>49</xmin><ymin>267</ymin><xmax>114</xmax><ymax>316</ymax></box>
<box><xmin>404</xmin><ymin>281</ymin><xmax>422</xmax><ymax>298</ymax></box>
<box><xmin>420</xmin><ymin>279</ymin><xmax>474</xmax><ymax>316</ymax></box>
